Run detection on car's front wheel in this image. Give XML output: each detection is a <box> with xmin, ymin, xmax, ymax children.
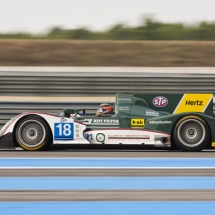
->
<box><xmin>173</xmin><ymin>116</ymin><xmax>211</xmax><ymax>152</ymax></box>
<box><xmin>15</xmin><ymin>116</ymin><xmax>52</xmax><ymax>151</ymax></box>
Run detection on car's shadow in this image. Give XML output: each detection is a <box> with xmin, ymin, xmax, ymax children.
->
<box><xmin>49</xmin><ymin>144</ymin><xmax>180</xmax><ymax>151</ymax></box>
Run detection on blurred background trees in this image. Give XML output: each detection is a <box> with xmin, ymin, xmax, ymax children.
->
<box><xmin>1</xmin><ymin>18</ymin><xmax>215</xmax><ymax>40</ymax></box>
<box><xmin>1</xmin><ymin>18</ymin><xmax>215</xmax><ymax>66</ymax></box>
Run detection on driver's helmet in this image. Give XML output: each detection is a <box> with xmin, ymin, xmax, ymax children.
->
<box><xmin>96</xmin><ymin>103</ymin><xmax>114</xmax><ymax>117</ymax></box>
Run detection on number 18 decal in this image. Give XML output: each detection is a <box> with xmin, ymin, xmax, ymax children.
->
<box><xmin>54</xmin><ymin>123</ymin><xmax>74</xmax><ymax>140</ymax></box>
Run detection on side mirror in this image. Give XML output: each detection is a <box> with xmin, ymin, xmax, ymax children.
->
<box><xmin>63</xmin><ymin>109</ymin><xmax>79</xmax><ymax>118</ymax></box>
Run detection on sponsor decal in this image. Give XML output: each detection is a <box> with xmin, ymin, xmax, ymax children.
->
<box><xmin>152</xmin><ymin>96</ymin><xmax>168</xmax><ymax>107</ymax></box>
<box><xmin>54</xmin><ymin>123</ymin><xmax>74</xmax><ymax>140</ymax></box>
<box><xmin>86</xmin><ymin>133</ymin><xmax>93</xmax><ymax>140</ymax></box>
<box><xmin>174</xmin><ymin>94</ymin><xmax>213</xmax><ymax>114</ymax></box>
<box><xmin>119</xmin><ymin>106</ymin><xmax>130</xmax><ymax>111</ymax></box>
<box><xmin>84</xmin><ymin>119</ymin><xmax>119</xmax><ymax>125</ymax></box>
<box><xmin>108</xmin><ymin>135</ymin><xmax>150</xmax><ymax>141</ymax></box>
<box><xmin>149</xmin><ymin>121</ymin><xmax>172</xmax><ymax>124</ymax></box>
<box><xmin>118</xmin><ymin>98</ymin><xmax>131</xmax><ymax>101</ymax></box>
<box><xmin>96</xmin><ymin>133</ymin><xmax>105</xmax><ymax>142</ymax></box>
<box><xmin>146</xmin><ymin>110</ymin><xmax>159</xmax><ymax>117</ymax></box>
<box><xmin>185</xmin><ymin>100</ymin><xmax>203</xmax><ymax>106</ymax></box>
<box><xmin>131</xmin><ymin>118</ymin><xmax>145</xmax><ymax>127</ymax></box>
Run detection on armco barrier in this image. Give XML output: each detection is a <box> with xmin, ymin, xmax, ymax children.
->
<box><xmin>1</xmin><ymin>67</ymin><xmax>215</xmax><ymax>128</ymax></box>
<box><xmin>1</xmin><ymin>67</ymin><xmax>215</xmax><ymax>96</ymax></box>
<box><xmin>0</xmin><ymin>101</ymin><xmax>103</xmax><ymax>129</ymax></box>
<box><xmin>0</xmin><ymin>100</ymin><xmax>214</xmax><ymax>129</ymax></box>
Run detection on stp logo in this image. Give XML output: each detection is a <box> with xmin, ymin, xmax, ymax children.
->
<box><xmin>152</xmin><ymin>96</ymin><xmax>168</xmax><ymax>107</ymax></box>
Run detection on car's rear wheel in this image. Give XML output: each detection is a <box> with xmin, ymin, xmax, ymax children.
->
<box><xmin>173</xmin><ymin>116</ymin><xmax>211</xmax><ymax>152</ymax></box>
<box><xmin>15</xmin><ymin>116</ymin><xmax>51</xmax><ymax>151</ymax></box>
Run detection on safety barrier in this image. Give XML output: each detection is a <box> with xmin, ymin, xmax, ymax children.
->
<box><xmin>1</xmin><ymin>67</ymin><xmax>215</xmax><ymax>128</ymax></box>
<box><xmin>1</xmin><ymin>67</ymin><xmax>215</xmax><ymax>96</ymax></box>
<box><xmin>0</xmin><ymin>100</ymin><xmax>215</xmax><ymax>129</ymax></box>
<box><xmin>0</xmin><ymin>101</ymin><xmax>103</xmax><ymax>129</ymax></box>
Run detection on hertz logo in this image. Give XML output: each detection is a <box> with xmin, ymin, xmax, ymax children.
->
<box><xmin>173</xmin><ymin>94</ymin><xmax>212</xmax><ymax>114</ymax></box>
<box><xmin>185</xmin><ymin>100</ymin><xmax>203</xmax><ymax>106</ymax></box>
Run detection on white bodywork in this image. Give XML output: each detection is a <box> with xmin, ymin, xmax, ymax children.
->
<box><xmin>83</xmin><ymin>129</ymin><xmax>170</xmax><ymax>146</ymax></box>
<box><xmin>0</xmin><ymin>112</ymin><xmax>170</xmax><ymax>147</ymax></box>
<box><xmin>0</xmin><ymin>112</ymin><xmax>88</xmax><ymax>144</ymax></box>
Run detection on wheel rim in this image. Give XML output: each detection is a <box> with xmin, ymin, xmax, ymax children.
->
<box><xmin>177</xmin><ymin>119</ymin><xmax>206</xmax><ymax>147</ymax></box>
<box><xmin>17</xmin><ymin>120</ymin><xmax>46</xmax><ymax>148</ymax></box>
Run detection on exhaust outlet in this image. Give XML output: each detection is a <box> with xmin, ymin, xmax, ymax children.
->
<box><xmin>161</xmin><ymin>137</ymin><xmax>168</xmax><ymax>144</ymax></box>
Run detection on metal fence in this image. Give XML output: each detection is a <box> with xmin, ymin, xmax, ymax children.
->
<box><xmin>1</xmin><ymin>67</ymin><xmax>215</xmax><ymax>96</ymax></box>
<box><xmin>1</xmin><ymin>100</ymin><xmax>215</xmax><ymax>129</ymax></box>
<box><xmin>1</xmin><ymin>67</ymin><xmax>215</xmax><ymax>128</ymax></box>
<box><xmin>0</xmin><ymin>101</ymin><xmax>103</xmax><ymax>129</ymax></box>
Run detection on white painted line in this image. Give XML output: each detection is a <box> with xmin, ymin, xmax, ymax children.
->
<box><xmin>1</xmin><ymin>67</ymin><xmax>215</xmax><ymax>74</ymax></box>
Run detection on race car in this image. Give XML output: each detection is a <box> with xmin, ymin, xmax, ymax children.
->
<box><xmin>0</xmin><ymin>93</ymin><xmax>215</xmax><ymax>152</ymax></box>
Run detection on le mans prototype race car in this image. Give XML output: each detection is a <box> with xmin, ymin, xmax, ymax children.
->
<box><xmin>0</xmin><ymin>93</ymin><xmax>215</xmax><ymax>152</ymax></box>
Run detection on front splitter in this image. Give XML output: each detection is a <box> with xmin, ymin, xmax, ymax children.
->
<box><xmin>0</xmin><ymin>133</ymin><xmax>15</xmax><ymax>149</ymax></box>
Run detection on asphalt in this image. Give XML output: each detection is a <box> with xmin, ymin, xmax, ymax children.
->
<box><xmin>1</xmin><ymin>169</ymin><xmax>215</xmax><ymax>176</ymax></box>
<box><xmin>1</xmin><ymin>147</ymin><xmax>215</xmax><ymax>201</ymax></box>
<box><xmin>0</xmin><ymin>149</ymin><xmax>215</xmax><ymax>158</ymax></box>
<box><xmin>1</xmin><ymin>190</ymin><xmax>215</xmax><ymax>201</ymax></box>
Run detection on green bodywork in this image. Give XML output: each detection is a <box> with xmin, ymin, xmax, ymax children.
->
<box><xmin>65</xmin><ymin>93</ymin><xmax>215</xmax><ymax>145</ymax></box>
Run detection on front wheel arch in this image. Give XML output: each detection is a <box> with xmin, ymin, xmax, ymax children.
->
<box><xmin>13</xmin><ymin>114</ymin><xmax>53</xmax><ymax>150</ymax></box>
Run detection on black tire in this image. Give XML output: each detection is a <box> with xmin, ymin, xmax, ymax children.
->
<box><xmin>173</xmin><ymin>116</ymin><xmax>211</xmax><ymax>152</ymax></box>
<box><xmin>15</xmin><ymin>116</ymin><xmax>52</xmax><ymax>151</ymax></box>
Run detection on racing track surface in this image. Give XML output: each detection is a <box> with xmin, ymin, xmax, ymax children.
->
<box><xmin>1</xmin><ymin>145</ymin><xmax>215</xmax><ymax>203</ymax></box>
<box><xmin>2</xmin><ymin>143</ymin><xmax>215</xmax><ymax>157</ymax></box>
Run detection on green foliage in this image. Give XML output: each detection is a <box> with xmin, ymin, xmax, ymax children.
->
<box><xmin>1</xmin><ymin>18</ymin><xmax>215</xmax><ymax>40</ymax></box>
